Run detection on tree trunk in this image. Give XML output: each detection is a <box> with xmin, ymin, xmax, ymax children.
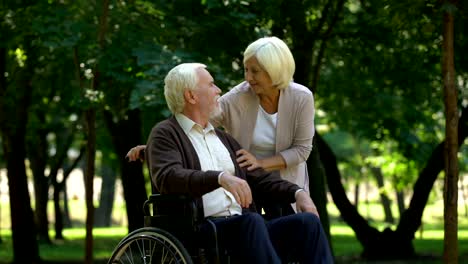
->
<box><xmin>371</xmin><ymin>167</ymin><xmax>394</xmax><ymax>224</ymax></box>
<box><xmin>462</xmin><ymin>178</ymin><xmax>468</xmax><ymax>217</ymax></box>
<box><xmin>307</xmin><ymin>135</ymin><xmax>332</xmax><ymax>248</ymax></box>
<box><xmin>63</xmin><ymin>182</ymin><xmax>72</xmax><ymax>228</ymax></box>
<box><xmin>320</xmin><ymin>129</ymin><xmax>414</xmax><ymax>259</ymax></box>
<box><xmin>396</xmin><ymin>190</ymin><xmax>405</xmax><ymax>218</ymax></box>
<box><xmin>0</xmin><ymin>35</ymin><xmax>4</xmax><ymax>246</ymax></box>
<box><xmin>84</xmin><ymin>108</ymin><xmax>96</xmax><ymax>264</ymax></box>
<box><xmin>398</xmin><ymin>107</ymin><xmax>467</xmax><ymax>233</ymax></box>
<box><xmin>94</xmin><ymin>157</ymin><xmax>116</xmax><ymax>227</ymax></box>
<box><xmin>54</xmin><ymin>149</ymin><xmax>84</xmax><ymax>238</ymax></box>
<box><xmin>28</xmin><ymin>111</ymin><xmax>51</xmax><ymax>244</ymax></box>
<box><xmin>104</xmin><ymin>109</ymin><xmax>147</xmax><ymax>232</ymax></box>
<box><xmin>441</xmin><ymin>1</ymin><xmax>459</xmax><ymax>262</ymax></box>
<box><xmin>354</xmin><ymin>183</ymin><xmax>360</xmax><ymax>208</ymax></box>
<box><xmin>83</xmin><ymin>1</ymin><xmax>110</xmax><ymax>262</ymax></box>
<box><xmin>53</xmin><ymin>181</ymin><xmax>65</xmax><ymax>240</ymax></box>
<box><xmin>319</xmin><ymin>106</ymin><xmax>467</xmax><ymax>260</ymax></box>
<box><xmin>0</xmin><ymin>33</ymin><xmax>40</xmax><ymax>262</ymax></box>
<box><xmin>46</xmin><ymin>123</ymin><xmax>81</xmax><ymax>238</ymax></box>
<box><xmin>0</xmin><ymin>76</ymin><xmax>40</xmax><ymax>263</ymax></box>
<box><xmin>4</xmin><ymin>137</ymin><xmax>41</xmax><ymax>264</ymax></box>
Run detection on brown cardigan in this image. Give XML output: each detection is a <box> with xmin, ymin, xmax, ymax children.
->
<box><xmin>146</xmin><ymin>116</ymin><xmax>300</xmax><ymax>215</ymax></box>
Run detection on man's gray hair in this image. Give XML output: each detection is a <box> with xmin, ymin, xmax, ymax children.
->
<box><xmin>164</xmin><ymin>63</ymin><xmax>207</xmax><ymax>114</ymax></box>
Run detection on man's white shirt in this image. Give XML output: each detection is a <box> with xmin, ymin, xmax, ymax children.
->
<box><xmin>175</xmin><ymin>114</ymin><xmax>242</xmax><ymax>217</ymax></box>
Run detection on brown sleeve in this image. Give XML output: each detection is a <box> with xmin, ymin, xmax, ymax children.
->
<box><xmin>146</xmin><ymin>120</ymin><xmax>220</xmax><ymax>197</ymax></box>
<box><xmin>247</xmin><ymin>169</ymin><xmax>299</xmax><ymax>204</ymax></box>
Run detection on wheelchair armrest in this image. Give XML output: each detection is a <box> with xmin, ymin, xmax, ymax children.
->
<box><xmin>143</xmin><ymin>194</ymin><xmax>200</xmax><ymax>227</ymax></box>
<box><xmin>145</xmin><ymin>193</ymin><xmax>192</xmax><ymax>202</ymax></box>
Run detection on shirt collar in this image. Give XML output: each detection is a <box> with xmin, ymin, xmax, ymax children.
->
<box><xmin>175</xmin><ymin>113</ymin><xmax>215</xmax><ymax>135</ymax></box>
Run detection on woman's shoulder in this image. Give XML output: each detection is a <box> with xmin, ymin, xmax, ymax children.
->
<box><xmin>222</xmin><ymin>81</ymin><xmax>251</xmax><ymax>96</ymax></box>
<box><xmin>283</xmin><ymin>82</ymin><xmax>314</xmax><ymax>105</ymax></box>
<box><xmin>220</xmin><ymin>81</ymin><xmax>254</xmax><ymax>103</ymax></box>
<box><xmin>286</xmin><ymin>82</ymin><xmax>313</xmax><ymax>96</ymax></box>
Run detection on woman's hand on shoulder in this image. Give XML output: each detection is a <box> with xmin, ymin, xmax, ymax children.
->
<box><xmin>126</xmin><ymin>145</ymin><xmax>146</xmax><ymax>162</ymax></box>
<box><xmin>236</xmin><ymin>149</ymin><xmax>263</xmax><ymax>171</ymax></box>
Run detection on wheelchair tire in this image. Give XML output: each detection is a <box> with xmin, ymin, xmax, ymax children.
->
<box><xmin>108</xmin><ymin>227</ymin><xmax>193</xmax><ymax>264</ymax></box>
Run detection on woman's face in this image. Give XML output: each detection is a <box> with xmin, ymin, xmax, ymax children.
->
<box><xmin>244</xmin><ymin>57</ymin><xmax>275</xmax><ymax>96</ymax></box>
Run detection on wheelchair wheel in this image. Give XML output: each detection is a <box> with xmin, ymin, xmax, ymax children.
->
<box><xmin>108</xmin><ymin>227</ymin><xmax>193</xmax><ymax>264</ymax></box>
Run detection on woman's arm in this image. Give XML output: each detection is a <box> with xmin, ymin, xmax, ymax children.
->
<box><xmin>236</xmin><ymin>149</ymin><xmax>286</xmax><ymax>172</ymax></box>
<box><xmin>279</xmin><ymin>92</ymin><xmax>315</xmax><ymax>167</ymax></box>
<box><xmin>125</xmin><ymin>145</ymin><xmax>146</xmax><ymax>162</ymax></box>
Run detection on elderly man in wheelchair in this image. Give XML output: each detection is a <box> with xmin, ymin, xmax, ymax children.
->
<box><xmin>108</xmin><ymin>63</ymin><xmax>333</xmax><ymax>264</ymax></box>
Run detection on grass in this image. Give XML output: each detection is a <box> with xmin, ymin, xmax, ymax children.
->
<box><xmin>327</xmin><ymin>201</ymin><xmax>468</xmax><ymax>263</ymax></box>
<box><xmin>329</xmin><ymin>220</ymin><xmax>468</xmax><ymax>263</ymax></box>
<box><xmin>1</xmin><ymin>199</ymin><xmax>468</xmax><ymax>263</ymax></box>
<box><xmin>1</xmin><ymin>222</ymin><xmax>467</xmax><ymax>263</ymax></box>
<box><xmin>0</xmin><ymin>227</ymin><xmax>125</xmax><ymax>262</ymax></box>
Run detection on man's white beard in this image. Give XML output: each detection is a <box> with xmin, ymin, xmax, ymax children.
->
<box><xmin>209</xmin><ymin>104</ymin><xmax>222</xmax><ymax>120</ymax></box>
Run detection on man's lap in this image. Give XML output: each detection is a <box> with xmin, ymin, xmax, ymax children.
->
<box><xmin>201</xmin><ymin>213</ymin><xmax>280</xmax><ymax>263</ymax></box>
<box><xmin>200</xmin><ymin>212</ymin><xmax>321</xmax><ymax>255</ymax></box>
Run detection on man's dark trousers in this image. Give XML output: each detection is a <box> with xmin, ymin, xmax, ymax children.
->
<box><xmin>201</xmin><ymin>212</ymin><xmax>333</xmax><ymax>264</ymax></box>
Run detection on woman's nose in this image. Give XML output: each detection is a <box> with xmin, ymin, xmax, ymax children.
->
<box><xmin>245</xmin><ymin>72</ymin><xmax>252</xmax><ymax>81</ymax></box>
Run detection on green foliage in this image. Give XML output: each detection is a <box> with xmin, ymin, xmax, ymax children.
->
<box><xmin>316</xmin><ymin>0</ymin><xmax>467</xmax><ymax>201</ymax></box>
<box><xmin>319</xmin><ymin>0</ymin><xmax>447</xmax><ymax>170</ymax></box>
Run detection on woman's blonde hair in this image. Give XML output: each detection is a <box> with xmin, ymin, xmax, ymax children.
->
<box><xmin>164</xmin><ymin>63</ymin><xmax>207</xmax><ymax>114</ymax></box>
<box><xmin>243</xmin><ymin>36</ymin><xmax>295</xmax><ymax>90</ymax></box>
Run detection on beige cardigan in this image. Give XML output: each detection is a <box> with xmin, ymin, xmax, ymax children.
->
<box><xmin>211</xmin><ymin>81</ymin><xmax>315</xmax><ymax>193</ymax></box>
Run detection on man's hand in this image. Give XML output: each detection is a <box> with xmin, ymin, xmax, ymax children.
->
<box><xmin>219</xmin><ymin>173</ymin><xmax>252</xmax><ymax>208</ymax></box>
<box><xmin>296</xmin><ymin>190</ymin><xmax>319</xmax><ymax>217</ymax></box>
<box><xmin>236</xmin><ymin>149</ymin><xmax>262</xmax><ymax>171</ymax></box>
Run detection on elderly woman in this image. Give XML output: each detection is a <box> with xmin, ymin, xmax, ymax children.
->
<box><xmin>127</xmin><ymin>36</ymin><xmax>316</xmax><ymax>218</ymax></box>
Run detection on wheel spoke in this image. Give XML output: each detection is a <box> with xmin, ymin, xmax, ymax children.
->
<box><xmin>134</xmin><ymin>239</ymin><xmax>144</xmax><ymax>263</ymax></box>
<box><xmin>123</xmin><ymin>245</ymin><xmax>134</xmax><ymax>264</ymax></box>
<box><xmin>108</xmin><ymin>228</ymin><xmax>192</xmax><ymax>264</ymax></box>
<box><xmin>150</xmin><ymin>239</ymin><xmax>157</xmax><ymax>263</ymax></box>
<box><xmin>160</xmin><ymin>246</ymin><xmax>167</xmax><ymax>263</ymax></box>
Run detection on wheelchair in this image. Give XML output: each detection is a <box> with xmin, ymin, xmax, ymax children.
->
<box><xmin>107</xmin><ymin>194</ymin><xmax>232</xmax><ymax>264</ymax></box>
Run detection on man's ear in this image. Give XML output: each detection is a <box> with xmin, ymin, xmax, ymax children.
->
<box><xmin>184</xmin><ymin>89</ymin><xmax>197</xmax><ymax>104</ymax></box>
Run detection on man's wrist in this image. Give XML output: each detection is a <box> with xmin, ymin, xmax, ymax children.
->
<box><xmin>295</xmin><ymin>188</ymin><xmax>305</xmax><ymax>199</ymax></box>
<box><xmin>218</xmin><ymin>171</ymin><xmax>226</xmax><ymax>185</ymax></box>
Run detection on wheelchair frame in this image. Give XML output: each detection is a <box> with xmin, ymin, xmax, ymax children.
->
<box><xmin>107</xmin><ymin>194</ymin><xmax>227</xmax><ymax>264</ymax></box>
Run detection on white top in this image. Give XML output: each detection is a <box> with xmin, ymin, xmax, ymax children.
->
<box><xmin>175</xmin><ymin>114</ymin><xmax>242</xmax><ymax>218</ymax></box>
<box><xmin>251</xmin><ymin>106</ymin><xmax>277</xmax><ymax>159</ymax></box>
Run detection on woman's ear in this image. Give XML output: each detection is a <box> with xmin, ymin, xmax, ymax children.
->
<box><xmin>184</xmin><ymin>89</ymin><xmax>197</xmax><ymax>104</ymax></box>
